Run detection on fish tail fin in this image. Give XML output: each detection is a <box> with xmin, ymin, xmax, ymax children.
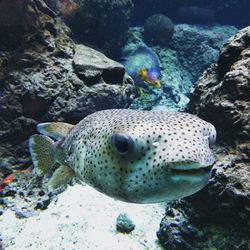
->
<box><xmin>29</xmin><ymin>134</ymin><xmax>56</xmax><ymax>175</ymax></box>
<box><xmin>37</xmin><ymin>122</ymin><xmax>74</xmax><ymax>140</ymax></box>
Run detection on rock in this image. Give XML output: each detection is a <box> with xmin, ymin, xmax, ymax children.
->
<box><xmin>15</xmin><ymin>209</ymin><xmax>35</xmax><ymax>219</ymax></box>
<box><xmin>157</xmin><ymin>206</ymin><xmax>197</xmax><ymax>250</ymax></box>
<box><xmin>188</xmin><ymin>26</ymin><xmax>250</xmax><ymax>144</ymax></box>
<box><xmin>0</xmin><ymin>0</ymin><xmax>27</xmax><ymax>47</ymax></box>
<box><xmin>116</xmin><ymin>213</ymin><xmax>135</xmax><ymax>233</ymax></box>
<box><xmin>143</xmin><ymin>14</ymin><xmax>174</xmax><ymax>46</ymax></box>
<box><xmin>73</xmin><ymin>45</ymin><xmax>126</xmax><ymax>85</ymax></box>
<box><xmin>123</xmin><ymin>25</ymin><xmax>237</xmax><ymax>111</ymax></box>
<box><xmin>157</xmin><ymin>27</ymin><xmax>250</xmax><ymax>249</ymax></box>
<box><xmin>66</xmin><ymin>0</ymin><xmax>134</xmax><ymax>58</ymax></box>
<box><xmin>0</xmin><ymin>0</ymin><xmax>135</xmax><ymax>214</ymax></box>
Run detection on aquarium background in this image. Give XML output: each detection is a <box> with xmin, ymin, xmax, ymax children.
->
<box><xmin>0</xmin><ymin>0</ymin><xmax>249</xmax><ymax>249</ymax></box>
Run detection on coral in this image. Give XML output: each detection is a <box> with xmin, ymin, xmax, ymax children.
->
<box><xmin>143</xmin><ymin>14</ymin><xmax>174</xmax><ymax>46</ymax></box>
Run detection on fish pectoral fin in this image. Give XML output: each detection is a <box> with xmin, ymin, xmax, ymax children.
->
<box><xmin>48</xmin><ymin>165</ymin><xmax>75</xmax><ymax>192</ymax></box>
<box><xmin>37</xmin><ymin>122</ymin><xmax>74</xmax><ymax>140</ymax></box>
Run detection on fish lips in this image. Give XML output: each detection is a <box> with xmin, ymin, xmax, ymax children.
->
<box><xmin>171</xmin><ymin>165</ymin><xmax>212</xmax><ymax>177</ymax></box>
<box><xmin>168</xmin><ymin>162</ymin><xmax>213</xmax><ymax>182</ymax></box>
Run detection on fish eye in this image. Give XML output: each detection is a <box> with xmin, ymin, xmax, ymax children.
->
<box><xmin>111</xmin><ymin>133</ymin><xmax>134</xmax><ymax>155</ymax></box>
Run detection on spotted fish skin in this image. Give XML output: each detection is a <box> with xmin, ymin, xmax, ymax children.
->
<box><xmin>47</xmin><ymin>109</ymin><xmax>216</xmax><ymax>204</ymax></box>
<box><xmin>29</xmin><ymin>109</ymin><xmax>216</xmax><ymax>203</ymax></box>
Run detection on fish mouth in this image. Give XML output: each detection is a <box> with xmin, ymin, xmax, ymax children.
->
<box><xmin>170</xmin><ymin>166</ymin><xmax>212</xmax><ymax>177</ymax></box>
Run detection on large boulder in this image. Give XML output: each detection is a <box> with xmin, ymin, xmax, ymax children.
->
<box><xmin>157</xmin><ymin>26</ymin><xmax>250</xmax><ymax>250</ymax></box>
<box><xmin>188</xmin><ymin>26</ymin><xmax>250</xmax><ymax>145</ymax></box>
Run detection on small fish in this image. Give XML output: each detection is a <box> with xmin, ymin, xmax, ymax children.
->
<box><xmin>1</xmin><ymin>173</ymin><xmax>16</xmax><ymax>185</ymax></box>
<box><xmin>0</xmin><ymin>166</ymin><xmax>33</xmax><ymax>192</ymax></box>
<box><xmin>29</xmin><ymin>109</ymin><xmax>216</xmax><ymax>204</ymax></box>
<box><xmin>138</xmin><ymin>68</ymin><xmax>161</xmax><ymax>88</ymax></box>
<box><xmin>0</xmin><ymin>173</ymin><xmax>16</xmax><ymax>192</ymax></box>
<box><xmin>122</xmin><ymin>46</ymin><xmax>161</xmax><ymax>89</ymax></box>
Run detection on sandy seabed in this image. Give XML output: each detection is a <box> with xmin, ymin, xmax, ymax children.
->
<box><xmin>0</xmin><ymin>184</ymin><xmax>166</xmax><ymax>250</ymax></box>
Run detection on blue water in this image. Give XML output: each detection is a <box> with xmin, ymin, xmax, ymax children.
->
<box><xmin>132</xmin><ymin>0</ymin><xmax>250</xmax><ymax>27</ymax></box>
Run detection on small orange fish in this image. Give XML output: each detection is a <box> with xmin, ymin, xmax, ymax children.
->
<box><xmin>0</xmin><ymin>165</ymin><xmax>33</xmax><ymax>192</ymax></box>
<box><xmin>1</xmin><ymin>173</ymin><xmax>16</xmax><ymax>185</ymax></box>
<box><xmin>0</xmin><ymin>173</ymin><xmax>16</xmax><ymax>192</ymax></box>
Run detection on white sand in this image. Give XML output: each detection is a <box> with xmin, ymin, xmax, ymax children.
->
<box><xmin>0</xmin><ymin>184</ymin><xmax>166</xmax><ymax>250</ymax></box>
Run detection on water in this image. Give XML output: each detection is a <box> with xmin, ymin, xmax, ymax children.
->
<box><xmin>0</xmin><ymin>0</ymin><xmax>249</xmax><ymax>249</ymax></box>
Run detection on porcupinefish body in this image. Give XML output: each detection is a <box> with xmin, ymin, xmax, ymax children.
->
<box><xmin>29</xmin><ymin>109</ymin><xmax>216</xmax><ymax>204</ymax></box>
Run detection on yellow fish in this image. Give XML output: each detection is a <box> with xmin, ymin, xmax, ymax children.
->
<box><xmin>138</xmin><ymin>68</ymin><xmax>161</xmax><ymax>88</ymax></box>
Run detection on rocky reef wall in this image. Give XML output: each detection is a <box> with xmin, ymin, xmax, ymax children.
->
<box><xmin>189</xmin><ymin>27</ymin><xmax>250</xmax><ymax>145</ymax></box>
<box><xmin>157</xmin><ymin>26</ymin><xmax>250</xmax><ymax>250</ymax></box>
<box><xmin>0</xmin><ymin>0</ymin><xmax>135</xmax><ymax>210</ymax></box>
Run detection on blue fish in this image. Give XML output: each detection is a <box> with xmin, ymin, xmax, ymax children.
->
<box><xmin>122</xmin><ymin>46</ymin><xmax>161</xmax><ymax>88</ymax></box>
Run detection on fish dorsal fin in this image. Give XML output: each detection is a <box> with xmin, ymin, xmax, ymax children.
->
<box><xmin>37</xmin><ymin>122</ymin><xmax>74</xmax><ymax>140</ymax></box>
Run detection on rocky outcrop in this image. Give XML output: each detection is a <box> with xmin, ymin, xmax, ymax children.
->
<box><xmin>0</xmin><ymin>0</ymin><xmax>135</xmax><ymax>213</ymax></box>
<box><xmin>157</xmin><ymin>27</ymin><xmax>250</xmax><ymax>250</ymax></box>
<box><xmin>189</xmin><ymin>26</ymin><xmax>250</xmax><ymax>145</ymax></box>
<box><xmin>64</xmin><ymin>0</ymin><xmax>134</xmax><ymax>58</ymax></box>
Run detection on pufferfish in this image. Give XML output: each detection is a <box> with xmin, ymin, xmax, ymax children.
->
<box><xmin>29</xmin><ymin>109</ymin><xmax>216</xmax><ymax>204</ymax></box>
